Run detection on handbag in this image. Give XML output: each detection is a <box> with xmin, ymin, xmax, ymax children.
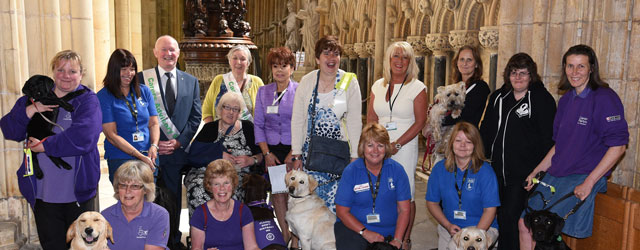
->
<box><xmin>186</xmin><ymin>123</ymin><xmax>234</xmax><ymax>167</ymax></box>
<box><xmin>304</xmin><ymin>71</ymin><xmax>351</xmax><ymax>175</ymax></box>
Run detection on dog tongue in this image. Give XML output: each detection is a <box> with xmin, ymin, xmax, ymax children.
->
<box><xmin>86</xmin><ymin>236</ymin><xmax>94</xmax><ymax>242</ymax></box>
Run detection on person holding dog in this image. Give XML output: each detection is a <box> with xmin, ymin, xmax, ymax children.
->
<box><xmin>426</xmin><ymin>121</ymin><xmax>500</xmax><ymax>249</ymax></box>
<box><xmin>479</xmin><ymin>53</ymin><xmax>556</xmax><ymax>250</ymax></box>
<box><xmin>1</xmin><ymin>50</ymin><xmax>103</xmax><ymax>250</ymax></box>
<box><xmin>367</xmin><ymin>41</ymin><xmax>427</xmax><ymax>249</ymax></box>
<box><xmin>444</xmin><ymin>45</ymin><xmax>490</xmax><ymax>127</ymax></box>
<box><xmin>520</xmin><ymin>44</ymin><xmax>629</xmax><ymax>249</ymax></box>
<box><xmin>334</xmin><ymin>123</ymin><xmax>411</xmax><ymax>250</ymax></box>
<box><xmin>190</xmin><ymin>159</ymin><xmax>261</xmax><ymax>250</ymax></box>
<box><xmin>202</xmin><ymin>45</ymin><xmax>264</xmax><ymax>122</ymax></box>
<box><xmin>253</xmin><ymin>46</ymin><xmax>299</xmax><ymax>245</ymax></box>
<box><xmin>98</xmin><ymin>49</ymin><xmax>160</xmax><ymax>182</ymax></box>
<box><xmin>290</xmin><ymin>35</ymin><xmax>362</xmax><ymax>213</ymax></box>
<box><xmin>102</xmin><ymin>160</ymin><xmax>170</xmax><ymax>250</ymax></box>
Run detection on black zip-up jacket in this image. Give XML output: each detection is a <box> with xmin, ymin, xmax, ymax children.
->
<box><xmin>480</xmin><ymin>80</ymin><xmax>556</xmax><ymax>186</ymax></box>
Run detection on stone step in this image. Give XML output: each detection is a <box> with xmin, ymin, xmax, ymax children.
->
<box><xmin>0</xmin><ymin>222</ymin><xmax>18</xmax><ymax>250</ymax></box>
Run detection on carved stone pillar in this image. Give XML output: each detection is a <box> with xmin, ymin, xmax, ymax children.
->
<box><xmin>448</xmin><ymin>30</ymin><xmax>479</xmax><ymax>50</ymax></box>
<box><xmin>353</xmin><ymin>42</ymin><xmax>369</xmax><ymax>96</ymax></box>
<box><xmin>426</xmin><ymin>33</ymin><xmax>451</xmax><ymax>90</ymax></box>
<box><xmin>479</xmin><ymin>26</ymin><xmax>499</xmax><ymax>90</ymax></box>
<box><xmin>407</xmin><ymin>36</ymin><xmax>430</xmax><ymax>86</ymax></box>
<box><xmin>343</xmin><ymin>44</ymin><xmax>358</xmax><ymax>73</ymax></box>
<box><xmin>354</xmin><ymin>42</ymin><xmax>369</xmax><ymax>58</ymax></box>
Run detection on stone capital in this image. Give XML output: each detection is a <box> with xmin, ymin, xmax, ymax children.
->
<box><xmin>366</xmin><ymin>42</ymin><xmax>376</xmax><ymax>57</ymax></box>
<box><xmin>426</xmin><ymin>33</ymin><xmax>452</xmax><ymax>55</ymax></box>
<box><xmin>343</xmin><ymin>44</ymin><xmax>358</xmax><ymax>59</ymax></box>
<box><xmin>479</xmin><ymin>26</ymin><xmax>499</xmax><ymax>51</ymax></box>
<box><xmin>448</xmin><ymin>30</ymin><xmax>479</xmax><ymax>50</ymax></box>
<box><xmin>354</xmin><ymin>42</ymin><xmax>370</xmax><ymax>58</ymax></box>
<box><xmin>406</xmin><ymin>36</ymin><xmax>430</xmax><ymax>56</ymax></box>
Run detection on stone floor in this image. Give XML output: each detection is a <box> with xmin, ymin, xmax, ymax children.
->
<box><xmin>97</xmin><ymin>160</ymin><xmax>440</xmax><ymax>249</ymax></box>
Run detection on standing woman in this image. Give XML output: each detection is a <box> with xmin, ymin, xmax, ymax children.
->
<box><xmin>426</xmin><ymin>122</ymin><xmax>500</xmax><ymax>249</ymax></box>
<box><xmin>444</xmin><ymin>45</ymin><xmax>490</xmax><ymax>127</ymax></box>
<box><xmin>98</xmin><ymin>49</ymin><xmax>160</xmax><ymax>182</ymax></box>
<box><xmin>480</xmin><ymin>53</ymin><xmax>556</xmax><ymax>250</ymax></box>
<box><xmin>202</xmin><ymin>45</ymin><xmax>264</xmax><ymax>122</ymax></box>
<box><xmin>520</xmin><ymin>45</ymin><xmax>628</xmax><ymax>249</ymax></box>
<box><xmin>0</xmin><ymin>50</ymin><xmax>103</xmax><ymax>249</ymax></box>
<box><xmin>366</xmin><ymin>41</ymin><xmax>427</xmax><ymax>248</ymax></box>
<box><xmin>253</xmin><ymin>47</ymin><xmax>298</xmax><ymax>244</ymax></box>
<box><xmin>290</xmin><ymin>35</ymin><xmax>362</xmax><ymax>213</ymax></box>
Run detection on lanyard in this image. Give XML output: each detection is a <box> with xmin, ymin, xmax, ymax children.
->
<box><xmin>123</xmin><ymin>89</ymin><xmax>139</xmax><ymax>131</ymax></box>
<box><xmin>454</xmin><ymin>167</ymin><xmax>469</xmax><ymax>210</ymax></box>
<box><xmin>271</xmin><ymin>87</ymin><xmax>288</xmax><ymax>106</ymax></box>
<box><xmin>386</xmin><ymin>74</ymin><xmax>408</xmax><ymax>120</ymax></box>
<box><xmin>365</xmin><ymin>165</ymin><xmax>382</xmax><ymax>213</ymax></box>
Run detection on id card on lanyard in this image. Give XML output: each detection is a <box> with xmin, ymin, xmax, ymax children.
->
<box><xmin>124</xmin><ymin>90</ymin><xmax>143</xmax><ymax>142</ymax></box>
<box><xmin>453</xmin><ymin>167</ymin><xmax>469</xmax><ymax>220</ymax></box>
<box><xmin>385</xmin><ymin>75</ymin><xmax>407</xmax><ymax>131</ymax></box>
<box><xmin>267</xmin><ymin>88</ymin><xmax>288</xmax><ymax>114</ymax></box>
<box><xmin>365</xmin><ymin>166</ymin><xmax>382</xmax><ymax>224</ymax></box>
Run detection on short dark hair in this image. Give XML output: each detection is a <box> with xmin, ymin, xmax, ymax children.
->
<box><xmin>103</xmin><ymin>49</ymin><xmax>140</xmax><ymax>98</ymax></box>
<box><xmin>267</xmin><ymin>47</ymin><xmax>296</xmax><ymax>68</ymax></box>
<box><xmin>452</xmin><ymin>45</ymin><xmax>483</xmax><ymax>85</ymax></box>
<box><xmin>558</xmin><ymin>44</ymin><xmax>608</xmax><ymax>93</ymax></box>
<box><xmin>314</xmin><ymin>35</ymin><xmax>343</xmax><ymax>59</ymax></box>
<box><xmin>502</xmin><ymin>53</ymin><xmax>541</xmax><ymax>91</ymax></box>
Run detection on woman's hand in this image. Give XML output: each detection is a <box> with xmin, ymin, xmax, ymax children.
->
<box><xmin>362</xmin><ymin>229</ymin><xmax>384</xmax><ymax>243</ymax></box>
<box><xmin>524</xmin><ymin>170</ymin><xmax>540</xmax><ymax>191</ymax></box>
<box><xmin>264</xmin><ymin>152</ymin><xmax>281</xmax><ymax>167</ymax></box>
<box><xmin>234</xmin><ymin>155</ymin><xmax>254</xmax><ymax>168</ymax></box>
<box><xmin>148</xmin><ymin>146</ymin><xmax>158</xmax><ymax>164</ymax></box>
<box><xmin>291</xmin><ymin>156</ymin><xmax>303</xmax><ymax>171</ymax></box>
<box><xmin>140</xmin><ymin>156</ymin><xmax>156</xmax><ymax>171</ymax></box>
<box><xmin>222</xmin><ymin>152</ymin><xmax>235</xmax><ymax>163</ymax></box>
<box><xmin>390</xmin><ymin>141</ymin><xmax>400</xmax><ymax>155</ymax></box>
<box><xmin>390</xmin><ymin>238</ymin><xmax>402</xmax><ymax>249</ymax></box>
<box><xmin>27</xmin><ymin>137</ymin><xmax>45</xmax><ymax>152</ymax></box>
<box><xmin>26</xmin><ymin>102</ymin><xmax>57</xmax><ymax>118</ymax></box>
<box><xmin>574</xmin><ymin>181</ymin><xmax>595</xmax><ymax>201</ymax></box>
<box><xmin>446</xmin><ymin>223</ymin><xmax>462</xmax><ymax>236</ymax></box>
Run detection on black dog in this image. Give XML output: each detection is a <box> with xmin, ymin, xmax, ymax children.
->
<box><xmin>22</xmin><ymin>75</ymin><xmax>85</xmax><ymax>179</ymax></box>
<box><xmin>242</xmin><ymin>174</ymin><xmax>287</xmax><ymax>249</ymax></box>
<box><xmin>366</xmin><ymin>236</ymin><xmax>399</xmax><ymax>250</ymax></box>
<box><xmin>524</xmin><ymin>210</ymin><xmax>571</xmax><ymax>250</ymax></box>
<box><xmin>153</xmin><ymin>169</ymin><xmax>182</xmax><ymax>250</ymax></box>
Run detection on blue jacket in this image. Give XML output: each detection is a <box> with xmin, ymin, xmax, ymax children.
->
<box><xmin>0</xmin><ymin>85</ymin><xmax>102</xmax><ymax>207</ymax></box>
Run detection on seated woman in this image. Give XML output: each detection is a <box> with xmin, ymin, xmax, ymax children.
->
<box><xmin>102</xmin><ymin>160</ymin><xmax>170</xmax><ymax>250</ymax></box>
<box><xmin>426</xmin><ymin>122</ymin><xmax>500</xmax><ymax>249</ymax></box>
<box><xmin>189</xmin><ymin>159</ymin><xmax>260</xmax><ymax>250</ymax></box>
<box><xmin>185</xmin><ymin>92</ymin><xmax>262</xmax><ymax>214</ymax></box>
<box><xmin>334</xmin><ymin>123</ymin><xmax>411</xmax><ymax>250</ymax></box>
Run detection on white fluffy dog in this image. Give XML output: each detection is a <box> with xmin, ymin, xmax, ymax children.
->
<box><xmin>285</xmin><ymin>170</ymin><xmax>337</xmax><ymax>250</ymax></box>
<box><xmin>423</xmin><ymin>82</ymin><xmax>466</xmax><ymax>166</ymax></box>
<box><xmin>448</xmin><ymin>226</ymin><xmax>494</xmax><ymax>250</ymax></box>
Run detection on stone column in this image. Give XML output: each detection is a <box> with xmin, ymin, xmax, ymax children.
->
<box><xmin>366</xmin><ymin>41</ymin><xmax>376</xmax><ymax>87</ymax></box>
<box><xmin>426</xmin><ymin>33</ymin><xmax>451</xmax><ymax>94</ymax></box>
<box><xmin>59</xmin><ymin>0</ymin><xmax>98</xmax><ymax>89</ymax></box>
<box><xmin>93</xmin><ymin>0</ymin><xmax>112</xmax><ymax>91</ymax></box>
<box><xmin>479</xmin><ymin>26</ymin><xmax>499</xmax><ymax>90</ymax></box>
<box><xmin>407</xmin><ymin>36</ymin><xmax>431</xmax><ymax>89</ymax></box>
<box><xmin>374</xmin><ymin>0</ymin><xmax>386</xmax><ymax>81</ymax></box>
<box><xmin>343</xmin><ymin>44</ymin><xmax>357</xmax><ymax>73</ymax></box>
<box><xmin>354</xmin><ymin>42</ymin><xmax>370</xmax><ymax>100</ymax></box>
<box><xmin>114</xmin><ymin>0</ymin><xmax>143</xmax><ymax>68</ymax></box>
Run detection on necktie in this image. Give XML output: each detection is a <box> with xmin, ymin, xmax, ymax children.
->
<box><xmin>165</xmin><ymin>72</ymin><xmax>176</xmax><ymax>115</ymax></box>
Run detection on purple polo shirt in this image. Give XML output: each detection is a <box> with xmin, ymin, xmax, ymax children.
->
<box><xmin>549</xmin><ymin>87</ymin><xmax>629</xmax><ymax>177</ymax></box>
<box><xmin>102</xmin><ymin>201</ymin><xmax>170</xmax><ymax>250</ymax></box>
<box><xmin>253</xmin><ymin>81</ymin><xmax>298</xmax><ymax>145</ymax></box>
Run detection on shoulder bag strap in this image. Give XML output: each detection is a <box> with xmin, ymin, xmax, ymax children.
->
<box><xmin>202</xmin><ymin>204</ymin><xmax>208</xmax><ymax>231</ymax></box>
<box><xmin>239</xmin><ymin>202</ymin><xmax>243</xmax><ymax>226</ymax></box>
<box><xmin>304</xmin><ymin>71</ymin><xmax>321</xmax><ymax>170</ymax></box>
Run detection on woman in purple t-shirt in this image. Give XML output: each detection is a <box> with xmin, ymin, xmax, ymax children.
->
<box><xmin>190</xmin><ymin>159</ymin><xmax>260</xmax><ymax>250</ymax></box>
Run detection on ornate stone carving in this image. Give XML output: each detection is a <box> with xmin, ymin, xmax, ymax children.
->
<box><xmin>297</xmin><ymin>0</ymin><xmax>319</xmax><ymax>67</ymax></box>
<box><xmin>366</xmin><ymin>41</ymin><xmax>376</xmax><ymax>56</ymax></box>
<box><xmin>425</xmin><ymin>33</ymin><xmax>451</xmax><ymax>53</ymax></box>
<box><xmin>445</xmin><ymin>0</ymin><xmax>461</xmax><ymax>11</ymax></box>
<box><xmin>183</xmin><ymin>0</ymin><xmax>252</xmax><ymax>37</ymax></box>
<box><xmin>479</xmin><ymin>26</ymin><xmax>499</xmax><ymax>50</ymax></box>
<box><xmin>418</xmin><ymin>0</ymin><xmax>433</xmax><ymax>16</ymax></box>
<box><xmin>343</xmin><ymin>44</ymin><xmax>357</xmax><ymax>59</ymax></box>
<box><xmin>354</xmin><ymin>42</ymin><xmax>370</xmax><ymax>58</ymax></box>
<box><xmin>285</xmin><ymin>0</ymin><xmax>302</xmax><ymax>52</ymax></box>
<box><xmin>401</xmin><ymin>0</ymin><xmax>415</xmax><ymax>19</ymax></box>
<box><xmin>448</xmin><ymin>30</ymin><xmax>479</xmax><ymax>50</ymax></box>
<box><xmin>387</xmin><ymin>5</ymin><xmax>398</xmax><ymax>24</ymax></box>
<box><xmin>407</xmin><ymin>36</ymin><xmax>430</xmax><ymax>56</ymax></box>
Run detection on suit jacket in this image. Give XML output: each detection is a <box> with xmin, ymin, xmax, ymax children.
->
<box><xmin>138</xmin><ymin>66</ymin><xmax>202</xmax><ymax>164</ymax></box>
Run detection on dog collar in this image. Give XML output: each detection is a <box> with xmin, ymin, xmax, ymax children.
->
<box><xmin>289</xmin><ymin>193</ymin><xmax>308</xmax><ymax>199</ymax></box>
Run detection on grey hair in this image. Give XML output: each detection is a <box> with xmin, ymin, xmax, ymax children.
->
<box><xmin>227</xmin><ymin>45</ymin><xmax>253</xmax><ymax>65</ymax></box>
<box><xmin>112</xmin><ymin>160</ymin><xmax>156</xmax><ymax>202</ymax></box>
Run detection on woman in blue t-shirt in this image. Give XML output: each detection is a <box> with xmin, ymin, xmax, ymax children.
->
<box><xmin>426</xmin><ymin>122</ymin><xmax>500</xmax><ymax>249</ymax></box>
<box><xmin>97</xmin><ymin>49</ymin><xmax>160</xmax><ymax>182</ymax></box>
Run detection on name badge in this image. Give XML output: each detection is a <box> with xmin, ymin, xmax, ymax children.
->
<box><xmin>366</xmin><ymin>213</ymin><xmax>381</xmax><ymax>224</ymax></box>
<box><xmin>385</xmin><ymin>122</ymin><xmax>398</xmax><ymax>131</ymax></box>
<box><xmin>132</xmin><ymin>131</ymin><xmax>144</xmax><ymax>142</ymax></box>
<box><xmin>354</xmin><ymin>183</ymin><xmax>370</xmax><ymax>193</ymax></box>
<box><xmin>453</xmin><ymin>210</ymin><xmax>467</xmax><ymax>220</ymax></box>
<box><xmin>267</xmin><ymin>105</ymin><xmax>279</xmax><ymax>114</ymax></box>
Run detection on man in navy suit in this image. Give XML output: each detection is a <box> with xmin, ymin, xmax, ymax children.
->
<box><xmin>140</xmin><ymin>35</ymin><xmax>202</xmax><ymax>249</ymax></box>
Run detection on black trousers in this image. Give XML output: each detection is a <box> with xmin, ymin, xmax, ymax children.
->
<box><xmin>334</xmin><ymin>221</ymin><xmax>369</xmax><ymax>250</ymax></box>
<box><xmin>34</xmin><ymin>198</ymin><xmax>95</xmax><ymax>250</ymax></box>
<box><xmin>496</xmin><ymin>180</ymin><xmax>528</xmax><ymax>250</ymax></box>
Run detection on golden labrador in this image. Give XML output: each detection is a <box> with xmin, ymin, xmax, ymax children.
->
<box><xmin>448</xmin><ymin>226</ymin><xmax>495</xmax><ymax>250</ymax></box>
<box><xmin>285</xmin><ymin>170</ymin><xmax>336</xmax><ymax>250</ymax></box>
<box><xmin>66</xmin><ymin>211</ymin><xmax>114</xmax><ymax>250</ymax></box>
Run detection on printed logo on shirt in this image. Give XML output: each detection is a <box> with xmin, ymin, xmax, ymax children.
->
<box><xmin>388</xmin><ymin>177</ymin><xmax>395</xmax><ymax>190</ymax></box>
<box><xmin>136</xmin><ymin>226</ymin><xmax>149</xmax><ymax>239</ymax></box>
<box><xmin>577</xmin><ymin>116</ymin><xmax>588</xmax><ymax>126</ymax></box>
<box><xmin>266</xmin><ymin>232</ymin><xmax>275</xmax><ymax>241</ymax></box>
<box><xmin>606</xmin><ymin>115</ymin><xmax>621</xmax><ymax>122</ymax></box>
<box><xmin>63</xmin><ymin>112</ymin><xmax>72</xmax><ymax>121</ymax></box>
<box><xmin>515</xmin><ymin>103</ymin><xmax>530</xmax><ymax>118</ymax></box>
<box><xmin>138</xmin><ymin>98</ymin><xmax>147</xmax><ymax>107</ymax></box>
<box><xmin>354</xmin><ymin>183</ymin><xmax>370</xmax><ymax>193</ymax></box>
<box><xmin>466</xmin><ymin>178</ymin><xmax>476</xmax><ymax>191</ymax></box>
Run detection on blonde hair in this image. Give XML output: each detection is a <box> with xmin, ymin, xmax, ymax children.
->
<box><xmin>204</xmin><ymin>159</ymin><xmax>239</xmax><ymax>194</ymax></box>
<box><xmin>444</xmin><ymin>122</ymin><xmax>487</xmax><ymax>173</ymax></box>
<box><xmin>382</xmin><ymin>42</ymin><xmax>419</xmax><ymax>87</ymax></box>
<box><xmin>215</xmin><ymin>92</ymin><xmax>247</xmax><ymax>120</ymax></box>
<box><xmin>357</xmin><ymin>123</ymin><xmax>392</xmax><ymax>159</ymax></box>
<box><xmin>112</xmin><ymin>160</ymin><xmax>156</xmax><ymax>202</ymax></box>
<box><xmin>50</xmin><ymin>50</ymin><xmax>85</xmax><ymax>76</ymax></box>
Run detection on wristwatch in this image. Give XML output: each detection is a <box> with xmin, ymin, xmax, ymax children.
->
<box><xmin>252</xmin><ymin>156</ymin><xmax>258</xmax><ymax>165</ymax></box>
<box><xmin>150</xmin><ymin>143</ymin><xmax>159</xmax><ymax>150</ymax></box>
<box><xmin>394</xmin><ymin>143</ymin><xmax>402</xmax><ymax>150</ymax></box>
<box><xmin>359</xmin><ymin>227</ymin><xmax>366</xmax><ymax>235</ymax></box>
<box><xmin>291</xmin><ymin>156</ymin><xmax>299</xmax><ymax>161</ymax></box>
<box><xmin>263</xmin><ymin>151</ymin><xmax>272</xmax><ymax>156</ymax></box>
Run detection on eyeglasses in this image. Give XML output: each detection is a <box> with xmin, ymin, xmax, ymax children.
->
<box><xmin>510</xmin><ymin>71</ymin><xmax>530</xmax><ymax>78</ymax></box>
<box><xmin>222</xmin><ymin>105</ymin><xmax>241</xmax><ymax>113</ymax></box>
<box><xmin>118</xmin><ymin>183</ymin><xmax>144</xmax><ymax>190</ymax></box>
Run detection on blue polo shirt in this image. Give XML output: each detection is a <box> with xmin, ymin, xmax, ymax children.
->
<box><xmin>425</xmin><ymin>160</ymin><xmax>499</xmax><ymax>229</ymax></box>
<box><xmin>335</xmin><ymin>158</ymin><xmax>411</xmax><ymax>237</ymax></box>
<box><xmin>550</xmin><ymin>87</ymin><xmax>629</xmax><ymax>177</ymax></box>
<box><xmin>97</xmin><ymin>85</ymin><xmax>158</xmax><ymax>159</ymax></box>
<box><xmin>102</xmin><ymin>201</ymin><xmax>170</xmax><ymax>250</ymax></box>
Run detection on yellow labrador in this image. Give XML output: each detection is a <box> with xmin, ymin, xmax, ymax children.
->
<box><xmin>66</xmin><ymin>211</ymin><xmax>114</xmax><ymax>250</ymax></box>
<box><xmin>285</xmin><ymin>170</ymin><xmax>336</xmax><ymax>250</ymax></box>
<box><xmin>448</xmin><ymin>226</ymin><xmax>495</xmax><ymax>250</ymax></box>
